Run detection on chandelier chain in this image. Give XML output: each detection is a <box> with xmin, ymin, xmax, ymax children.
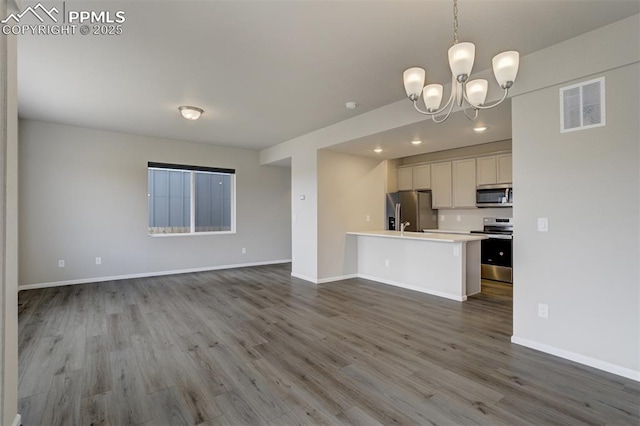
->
<box><xmin>453</xmin><ymin>0</ymin><xmax>459</xmax><ymax>44</ymax></box>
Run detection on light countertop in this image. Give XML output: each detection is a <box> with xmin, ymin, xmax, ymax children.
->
<box><xmin>347</xmin><ymin>230</ymin><xmax>487</xmax><ymax>243</ymax></box>
<box><xmin>422</xmin><ymin>229</ymin><xmax>473</xmax><ymax>235</ymax></box>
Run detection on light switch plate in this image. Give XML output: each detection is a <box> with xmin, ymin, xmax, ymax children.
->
<box><xmin>538</xmin><ymin>303</ymin><xmax>549</xmax><ymax>319</ymax></box>
<box><xmin>538</xmin><ymin>217</ymin><xmax>549</xmax><ymax>232</ymax></box>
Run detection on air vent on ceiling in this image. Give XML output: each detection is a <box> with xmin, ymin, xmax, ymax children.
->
<box><xmin>560</xmin><ymin>77</ymin><xmax>606</xmax><ymax>133</ymax></box>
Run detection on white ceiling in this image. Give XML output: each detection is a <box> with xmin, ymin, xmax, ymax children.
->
<box><xmin>17</xmin><ymin>1</ymin><xmax>640</xmax><ymax>154</ymax></box>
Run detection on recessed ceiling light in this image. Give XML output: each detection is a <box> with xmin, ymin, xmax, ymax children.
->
<box><xmin>346</xmin><ymin>101</ymin><xmax>357</xmax><ymax>110</ymax></box>
<box><xmin>473</xmin><ymin>126</ymin><xmax>488</xmax><ymax>133</ymax></box>
<box><xmin>411</xmin><ymin>140</ymin><xmax>422</xmax><ymax>145</ymax></box>
<box><xmin>179</xmin><ymin>106</ymin><xmax>204</xmax><ymax>120</ymax></box>
<box><xmin>373</xmin><ymin>148</ymin><xmax>383</xmax><ymax>153</ymax></box>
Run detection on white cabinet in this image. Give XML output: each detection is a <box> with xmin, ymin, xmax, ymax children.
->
<box><xmin>452</xmin><ymin>158</ymin><xmax>477</xmax><ymax>208</ymax></box>
<box><xmin>496</xmin><ymin>153</ymin><xmax>513</xmax><ymax>183</ymax></box>
<box><xmin>476</xmin><ymin>156</ymin><xmax>497</xmax><ymax>186</ymax></box>
<box><xmin>397</xmin><ymin>165</ymin><xmax>431</xmax><ymax>190</ymax></box>
<box><xmin>476</xmin><ymin>153</ymin><xmax>512</xmax><ymax>185</ymax></box>
<box><xmin>397</xmin><ymin>167</ymin><xmax>413</xmax><ymax>191</ymax></box>
<box><xmin>399</xmin><ymin>152</ymin><xmax>508</xmax><ymax>209</ymax></box>
<box><xmin>430</xmin><ymin>162</ymin><xmax>452</xmax><ymax>208</ymax></box>
<box><xmin>412</xmin><ymin>164</ymin><xmax>431</xmax><ymax>189</ymax></box>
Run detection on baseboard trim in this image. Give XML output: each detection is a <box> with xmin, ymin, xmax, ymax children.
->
<box><xmin>316</xmin><ymin>274</ymin><xmax>358</xmax><ymax>284</ymax></box>
<box><xmin>357</xmin><ymin>274</ymin><xmax>466</xmax><ymax>302</ymax></box>
<box><xmin>511</xmin><ymin>335</ymin><xmax>640</xmax><ymax>382</ymax></box>
<box><xmin>290</xmin><ymin>273</ymin><xmax>359</xmax><ymax>285</ymax></box>
<box><xmin>11</xmin><ymin>414</ymin><xmax>21</xmax><ymax>426</ymax></box>
<box><xmin>290</xmin><ymin>272</ymin><xmax>318</xmax><ymax>284</ymax></box>
<box><xmin>18</xmin><ymin>259</ymin><xmax>292</xmax><ymax>291</ymax></box>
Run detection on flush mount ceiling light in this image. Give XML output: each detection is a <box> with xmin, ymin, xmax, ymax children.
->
<box><xmin>402</xmin><ymin>0</ymin><xmax>519</xmax><ymax>124</ymax></box>
<box><xmin>178</xmin><ymin>106</ymin><xmax>204</xmax><ymax>120</ymax></box>
<box><xmin>374</xmin><ymin>148</ymin><xmax>383</xmax><ymax>153</ymax></box>
<box><xmin>345</xmin><ymin>101</ymin><xmax>358</xmax><ymax>110</ymax></box>
<box><xmin>411</xmin><ymin>140</ymin><xmax>422</xmax><ymax>145</ymax></box>
<box><xmin>473</xmin><ymin>126</ymin><xmax>488</xmax><ymax>133</ymax></box>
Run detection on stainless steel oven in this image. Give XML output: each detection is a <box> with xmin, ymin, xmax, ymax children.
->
<box><xmin>471</xmin><ymin>217</ymin><xmax>513</xmax><ymax>283</ymax></box>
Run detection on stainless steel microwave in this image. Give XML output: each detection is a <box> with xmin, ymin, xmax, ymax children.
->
<box><xmin>476</xmin><ymin>184</ymin><xmax>513</xmax><ymax>207</ymax></box>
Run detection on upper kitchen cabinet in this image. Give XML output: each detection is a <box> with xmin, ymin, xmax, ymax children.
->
<box><xmin>496</xmin><ymin>153</ymin><xmax>513</xmax><ymax>183</ymax></box>
<box><xmin>397</xmin><ymin>164</ymin><xmax>431</xmax><ymax>190</ymax></box>
<box><xmin>477</xmin><ymin>153</ymin><xmax>512</xmax><ymax>185</ymax></box>
<box><xmin>397</xmin><ymin>167</ymin><xmax>413</xmax><ymax>191</ymax></box>
<box><xmin>452</xmin><ymin>158</ymin><xmax>477</xmax><ymax>208</ymax></box>
<box><xmin>430</xmin><ymin>162</ymin><xmax>453</xmax><ymax>208</ymax></box>
<box><xmin>412</xmin><ymin>164</ymin><xmax>431</xmax><ymax>190</ymax></box>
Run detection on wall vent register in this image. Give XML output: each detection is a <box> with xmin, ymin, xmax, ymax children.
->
<box><xmin>560</xmin><ymin>77</ymin><xmax>605</xmax><ymax>133</ymax></box>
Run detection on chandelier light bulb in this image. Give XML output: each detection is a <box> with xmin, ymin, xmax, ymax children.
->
<box><xmin>466</xmin><ymin>79</ymin><xmax>488</xmax><ymax>107</ymax></box>
<box><xmin>492</xmin><ymin>51</ymin><xmax>520</xmax><ymax>89</ymax></box>
<box><xmin>403</xmin><ymin>67</ymin><xmax>426</xmax><ymax>100</ymax></box>
<box><xmin>423</xmin><ymin>84</ymin><xmax>444</xmax><ymax>111</ymax></box>
<box><xmin>448</xmin><ymin>42</ymin><xmax>475</xmax><ymax>82</ymax></box>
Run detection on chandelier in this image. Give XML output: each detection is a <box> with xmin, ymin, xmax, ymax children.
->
<box><xmin>403</xmin><ymin>0</ymin><xmax>520</xmax><ymax>123</ymax></box>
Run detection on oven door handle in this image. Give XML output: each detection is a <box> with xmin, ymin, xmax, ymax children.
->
<box><xmin>482</xmin><ymin>233</ymin><xmax>513</xmax><ymax>240</ymax></box>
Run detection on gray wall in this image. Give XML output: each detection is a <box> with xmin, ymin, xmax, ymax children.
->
<box><xmin>317</xmin><ymin>150</ymin><xmax>386</xmax><ymax>281</ymax></box>
<box><xmin>1</xmin><ymin>11</ymin><xmax>19</xmax><ymax>425</ymax></box>
<box><xmin>512</xmin><ymin>62</ymin><xmax>639</xmax><ymax>374</ymax></box>
<box><xmin>19</xmin><ymin>120</ymin><xmax>292</xmax><ymax>287</ymax></box>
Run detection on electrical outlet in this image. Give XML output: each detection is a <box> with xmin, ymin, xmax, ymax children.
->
<box><xmin>95</xmin><ymin>257</ymin><xmax>102</xmax><ymax>265</ymax></box>
<box><xmin>242</xmin><ymin>247</ymin><xmax>246</xmax><ymax>254</ymax></box>
<box><xmin>384</xmin><ymin>259</ymin><xmax>390</xmax><ymax>267</ymax></box>
<box><xmin>538</xmin><ymin>217</ymin><xmax>549</xmax><ymax>232</ymax></box>
<box><xmin>365</xmin><ymin>214</ymin><xmax>371</xmax><ymax>222</ymax></box>
<box><xmin>440</xmin><ymin>215</ymin><xmax>445</xmax><ymax>222</ymax></box>
<box><xmin>58</xmin><ymin>260</ymin><xmax>65</xmax><ymax>268</ymax></box>
<box><xmin>456</xmin><ymin>215</ymin><xmax>461</xmax><ymax>222</ymax></box>
<box><xmin>453</xmin><ymin>246</ymin><xmax>460</xmax><ymax>256</ymax></box>
<box><xmin>538</xmin><ymin>303</ymin><xmax>549</xmax><ymax>319</ymax></box>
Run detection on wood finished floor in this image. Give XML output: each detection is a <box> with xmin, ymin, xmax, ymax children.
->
<box><xmin>18</xmin><ymin>264</ymin><xmax>640</xmax><ymax>425</ymax></box>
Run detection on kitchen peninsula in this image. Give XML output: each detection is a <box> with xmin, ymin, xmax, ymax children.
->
<box><xmin>347</xmin><ymin>231</ymin><xmax>487</xmax><ymax>301</ymax></box>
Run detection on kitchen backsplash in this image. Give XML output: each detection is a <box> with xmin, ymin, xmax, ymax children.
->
<box><xmin>437</xmin><ymin>208</ymin><xmax>513</xmax><ymax>231</ymax></box>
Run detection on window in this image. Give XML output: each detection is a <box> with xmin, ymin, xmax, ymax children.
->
<box><xmin>148</xmin><ymin>162</ymin><xmax>235</xmax><ymax>235</ymax></box>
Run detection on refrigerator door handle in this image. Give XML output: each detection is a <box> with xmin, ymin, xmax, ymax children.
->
<box><xmin>395</xmin><ymin>203</ymin><xmax>401</xmax><ymax>231</ymax></box>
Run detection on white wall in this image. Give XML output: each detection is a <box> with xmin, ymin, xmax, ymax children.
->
<box><xmin>290</xmin><ymin>148</ymin><xmax>318</xmax><ymax>282</ymax></box>
<box><xmin>512</xmin><ymin>62</ymin><xmax>639</xmax><ymax>379</ymax></box>
<box><xmin>18</xmin><ymin>120</ymin><xmax>291</xmax><ymax>287</ymax></box>
<box><xmin>317</xmin><ymin>150</ymin><xmax>386</xmax><ymax>281</ymax></box>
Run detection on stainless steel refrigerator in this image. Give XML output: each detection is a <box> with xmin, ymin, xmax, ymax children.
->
<box><xmin>386</xmin><ymin>190</ymin><xmax>438</xmax><ymax>232</ymax></box>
